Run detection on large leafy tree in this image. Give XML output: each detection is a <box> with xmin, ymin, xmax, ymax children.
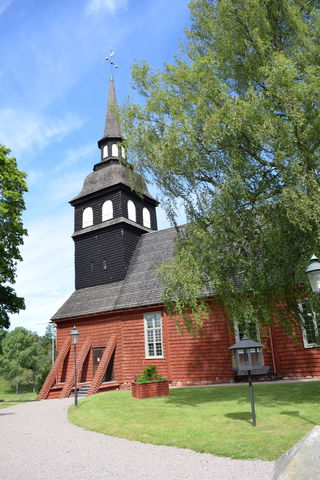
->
<box><xmin>0</xmin><ymin>327</ymin><xmax>38</xmax><ymax>393</ymax></box>
<box><xmin>122</xmin><ymin>0</ymin><xmax>320</xmax><ymax>336</ymax></box>
<box><xmin>0</xmin><ymin>327</ymin><xmax>7</xmax><ymax>355</ymax></box>
<box><xmin>0</xmin><ymin>145</ymin><xmax>27</xmax><ymax>328</ymax></box>
<box><xmin>0</xmin><ymin>326</ymin><xmax>52</xmax><ymax>393</ymax></box>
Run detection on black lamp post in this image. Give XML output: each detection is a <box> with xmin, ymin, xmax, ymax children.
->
<box><xmin>70</xmin><ymin>325</ymin><xmax>80</xmax><ymax>407</ymax></box>
<box><xmin>305</xmin><ymin>254</ymin><xmax>320</xmax><ymax>294</ymax></box>
<box><xmin>229</xmin><ymin>336</ymin><xmax>264</xmax><ymax>426</ymax></box>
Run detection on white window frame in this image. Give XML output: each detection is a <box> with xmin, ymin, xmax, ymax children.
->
<box><xmin>112</xmin><ymin>143</ymin><xmax>118</xmax><ymax>157</ymax></box>
<box><xmin>235</xmin><ymin>322</ymin><xmax>260</xmax><ymax>343</ymax></box>
<box><xmin>144</xmin><ymin>312</ymin><xmax>164</xmax><ymax>359</ymax></box>
<box><xmin>102</xmin><ymin>145</ymin><xmax>108</xmax><ymax>159</ymax></box>
<box><xmin>102</xmin><ymin>200</ymin><xmax>113</xmax><ymax>221</ymax></box>
<box><xmin>142</xmin><ymin>207</ymin><xmax>151</xmax><ymax>228</ymax></box>
<box><xmin>127</xmin><ymin>200</ymin><xmax>136</xmax><ymax>222</ymax></box>
<box><xmin>82</xmin><ymin>207</ymin><xmax>93</xmax><ymax>228</ymax></box>
<box><xmin>299</xmin><ymin>302</ymin><xmax>320</xmax><ymax>348</ymax></box>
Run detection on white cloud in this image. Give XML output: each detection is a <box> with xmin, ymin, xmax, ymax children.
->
<box><xmin>0</xmin><ymin>0</ymin><xmax>13</xmax><ymax>16</ymax></box>
<box><xmin>53</xmin><ymin>144</ymin><xmax>96</xmax><ymax>174</ymax></box>
<box><xmin>0</xmin><ymin>108</ymin><xmax>84</xmax><ymax>156</ymax></box>
<box><xmin>85</xmin><ymin>0</ymin><xmax>127</xmax><ymax>15</ymax></box>
<box><xmin>10</xmin><ymin>211</ymin><xmax>74</xmax><ymax>335</ymax></box>
<box><xmin>25</xmin><ymin>169</ymin><xmax>45</xmax><ymax>188</ymax></box>
<box><xmin>43</xmin><ymin>171</ymin><xmax>90</xmax><ymax>213</ymax></box>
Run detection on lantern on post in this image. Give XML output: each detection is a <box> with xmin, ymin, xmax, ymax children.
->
<box><xmin>70</xmin><ymin>325</ymin><xmax>80</xmax><ymax>407</ymax></box>
<box><xmin>229</xmin><ymin>336</ymin><xmax>264</xmax><ymax>426</ymax></box>
<box><xmin>305</xmin><ymin>254</ymin><xmax>320</xmax><ymax>294</ymax></box>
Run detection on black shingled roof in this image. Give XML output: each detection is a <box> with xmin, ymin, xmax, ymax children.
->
<box><xmin>52</xmin><ymin>226</ymin><xmax>177</xmax><ymax>320</ymax></box>
<box><xmin>71</xmin><ymin>161</ymin><xmax>156</xmax><ymax>203</ymax></box>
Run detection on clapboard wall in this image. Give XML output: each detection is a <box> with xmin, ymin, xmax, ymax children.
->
<box><xmin>49</xmin><ymin>301</ymin><xmax>320</xmax><ymax>400</ymax></box>
<box><xmin>73</xmin><ymin>223</ymin><xmax>143</xmax><ymax>289</ymax></box>
<box><xmin>270</xmin><ymin>324</ymin><xmax>320</xmax><ymax>378</ymax></box>
<box><xmin>54</xmin><ymin>304</ymin><xmax>236</xmax><ymax>388</ymax></box>
<box><xmin>73</xmin><ymin>186</ymin><xmax>157</xmax><ymax>232</ymax></box>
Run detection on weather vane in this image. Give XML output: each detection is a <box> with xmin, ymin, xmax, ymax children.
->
<box><xmin>105</xmin><ymin>50</ymin><xmax>119</xmax><ymax>70</ymax></box>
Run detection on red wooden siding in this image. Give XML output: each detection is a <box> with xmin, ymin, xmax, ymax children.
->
<box><xmin>53</xmin><ymin>304</ymin><xmax>236</xmax><ymax>388</ymax></box>
<box><xmin>164</xmin><ymin>305</ymin><xmax>233</xmax><ymax>384</ymax></box>
<box><xmin>49</xmin><ymin>303</ymin><xmax>320</xmax><ymax>399</ymax></box>
<box><xmin>56</xmin><ymin>313</ymin><xmax>123</xmax><ymax>385</ymax></box>
<box><xmin>270</xmin><ymin>324</ymin><xmax>320</xmax><ymax>378</ymax></box>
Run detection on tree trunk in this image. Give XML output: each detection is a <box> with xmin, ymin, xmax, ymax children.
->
<box><xmin>16</xmin><ymin>382</ymin><xmax>19</xmax><ymax>394</ymax></box>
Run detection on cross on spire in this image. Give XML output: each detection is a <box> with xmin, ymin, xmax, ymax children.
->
<box><xmin>105</xmin><ymin>50</ymin><xmax>119</xmax><ymax>70</ymax></box>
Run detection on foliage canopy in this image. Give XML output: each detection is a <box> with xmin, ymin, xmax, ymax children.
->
<box><xmin>122</xmin><ymin>0</ymin><xmax>320</xmax><ymax>337</ymax></box>
<box><xmin>0</xmin><ymin>326</ymin><xmax>52</xmax><ymax>393</ymax></box>
<box><xmin>0</xmin><ymin>145</ymin><xmax>27</xmax><ymax>328</ymax></box>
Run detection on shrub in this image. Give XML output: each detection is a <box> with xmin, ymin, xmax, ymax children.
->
<box><xmin>135</xmin><ymin>365</ymin><xmax>166</xmax><ymax>384</ymax></box>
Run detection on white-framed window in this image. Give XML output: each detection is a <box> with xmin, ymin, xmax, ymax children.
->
<box><xmin>235</xmin><ymin>322</ymin><xmax>260</xmax><ymax>342</ymax></box>
<box><xmin>127</xmin><ymin>200</ymin><xmax>136</xmax><ymax>222</ymax></box>
<box><xmin>121</xmin><ymin>146</ymin><xmax>126</xmax><ymax>158</ymax></box>
<box><xmin>142</xmin><ymin>207</ymin><xmax>151</xmax><ymax>228</ymax></box>
<box><xmin>112</xmin><ymin>143</ymin><xmax>118</xmax><ymax>157</ymax></box>
<box><xmin>144</xmin><ymin>312</ymin><xmax>163</xmax><ymax>358</ymax></box>
<box><xmin>299</xmin><ymin>302</ymin><xmax>320</xmax><ymax>348</ymax></box>
<box><xmin>102</xmin><ymin>200</ymin><xmax>113</xmax><ymax>221</ymax></box>
<box><xmin>82</xmin><ymin>207</ymin><xmax>93</xmax><ymax>228</ymax></box>
<box><xmin>102</xmin><ymin>145</ymin><xmax>108</xmax><ymax>159</ymax></box>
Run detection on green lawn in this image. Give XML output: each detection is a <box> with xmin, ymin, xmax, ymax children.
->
<box><xmin>0</xmin><ymin>377</ymin><xmax>37</xmax><ymax>409</ymax></box>
<box><xmin>68</xmin><ymin>381</ymin><xmax>320</xmax><ymax>461</ymax></box>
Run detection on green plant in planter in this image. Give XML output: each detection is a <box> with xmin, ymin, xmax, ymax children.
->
<box><xmin>135</xmin><ymin>365</ymin><xmax>166</xmax><ymax>384</ymax></box>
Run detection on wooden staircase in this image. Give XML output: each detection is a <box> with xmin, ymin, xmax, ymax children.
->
<box><xmin>88</xmin><ymin>335</ymin><xmax>117</xmax><ymax>395</ymax></box>
<box><xmin>76</xmin><ymin>383</ymin><xmax>90</xmax><ymax>397</ymax></box>
<box><xmin>59</xmin><ymin>337</ymin><xmax>92</xmax><ymax>399</ymax></box>
<box><xmin>37</xmin><ymin>337</ymin><xmax>71</xmax><ymax>400</ymax></box>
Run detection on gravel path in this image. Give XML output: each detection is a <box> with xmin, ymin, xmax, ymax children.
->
<box><xmin>0</xmin><ymin>398</ymin><xmax>274</xmax><ymax>480</ymax></box>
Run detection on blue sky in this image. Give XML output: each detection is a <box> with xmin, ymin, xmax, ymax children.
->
<box><xmin>0</xmin><ymin>0</ymin><xmax>190</xmax><ymax>335</ymax></box>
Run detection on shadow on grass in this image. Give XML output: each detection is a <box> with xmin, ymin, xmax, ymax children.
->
<box><xmin>224</xmin><ymin>411</ymin><xmax>253</xmax><ymax>425</ymax></box>
<box><xmin>164</xmin><ymin>381</ymin><xmax>320</xmax><ymax>408</ymax></box>
<box><xmin>280</xmin><ymin>410</ymin><xmax>317</xmax><ymax>426</ymax></box>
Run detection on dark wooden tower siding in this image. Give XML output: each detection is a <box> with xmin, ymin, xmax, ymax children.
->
<box><xmin>74</xmin><ymin>223</ymin><xmax>147</xmax><ymax>289</ymax></box>
<box><xmin>73</xmin><ymin>187</ymin><xmax>157</xmax><ymax>233</ymax></box>
<box><xmin>70</xmin><ymin>77</ymin><xmax>158</xmax><ymax>291</ymax></box>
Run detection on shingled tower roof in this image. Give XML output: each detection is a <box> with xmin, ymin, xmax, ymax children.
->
<box><xmin>72</xmin><ymin>75</ymin><xmax>157</xmax><ymax>203</ymax></box>
<box><xmin>103</xmin><ymin>75</ymin><xmax>121</xmax><ymax>138</ymax></box>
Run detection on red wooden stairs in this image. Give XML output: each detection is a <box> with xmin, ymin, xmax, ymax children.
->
<box><xmin>37</xmin><ymin>337</ymin><xmax>71</xmax><ymax>400</ymax></box>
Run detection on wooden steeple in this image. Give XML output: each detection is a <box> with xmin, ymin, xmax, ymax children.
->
<box><xmin>70</xmin><ymin>75</ymin><xmax>158</xmax><ymax>290</ymax></box>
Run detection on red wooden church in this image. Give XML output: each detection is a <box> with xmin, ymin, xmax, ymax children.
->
<box><xmin>38</xmin><ymin>77</ymin><xmax>320</xmax><ymax>400</ymax></box>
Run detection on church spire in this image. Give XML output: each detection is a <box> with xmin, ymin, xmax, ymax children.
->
<box><xmin>97</xmin><ymin>75</ymin><xmax>123</xmax><ymax>162</ymax></box>
<box><xmin>103</xmin><ymin>75</ymin><xmax>121</xmax><ymax>138</ymax></box>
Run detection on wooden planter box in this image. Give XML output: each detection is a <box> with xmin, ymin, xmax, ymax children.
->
<box><xmin>132</xmin><ymin>380</ymin><xmax>169</xmax><ymax>399</ymax></box>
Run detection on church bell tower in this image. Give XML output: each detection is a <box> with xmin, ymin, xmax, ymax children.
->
<box><xmin>70</xmin><ymin>76</ymin><xmax>158</xmax><ymax>290</ymax></box>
